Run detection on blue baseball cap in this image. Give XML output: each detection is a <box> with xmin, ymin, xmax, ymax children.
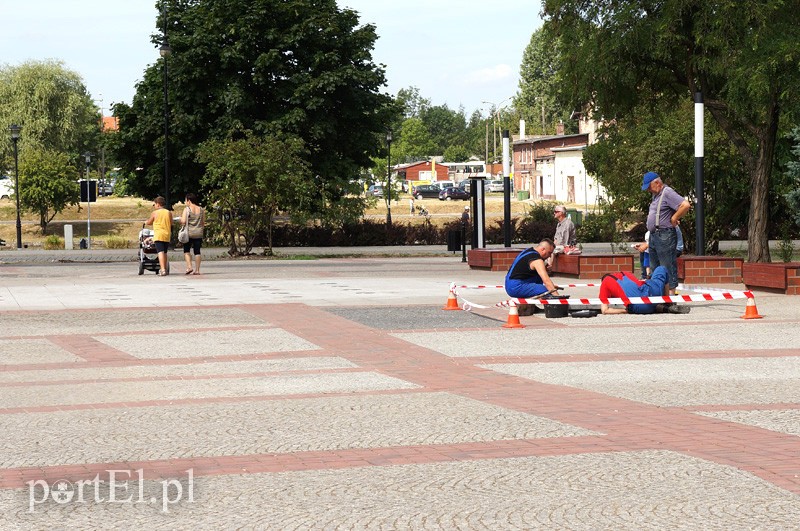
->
<box><xmin>641</xmin><ymin>171</ymin><xmax>659</xmax><ymax>191</ymax></box>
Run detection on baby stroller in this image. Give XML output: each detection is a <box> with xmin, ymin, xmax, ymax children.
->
<box><xmin>138</xmin><ymin>226</ymin><xmax>168</xmax><ymax>275</ymax></box>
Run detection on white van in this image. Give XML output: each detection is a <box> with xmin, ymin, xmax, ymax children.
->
<box><xmin>485</xmin><ymin>180</ymin><xmax>504</xmax><ymax>192</ymax></box>
<box><xmin>0</xmin><ymin>176</ymin><xmax>14</xmax><ymax>200</ymax></box>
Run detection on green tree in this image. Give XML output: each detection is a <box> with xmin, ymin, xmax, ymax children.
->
<box><xmin>543</xmin><ymin>0</ymin><xmax>800</xmax><ymax>261</ymax></box>
<box><xmin>113</xmin><ymin>0</ymin><xmax>394</xmax><ymax>213</ymax></box>
<box><xmin>584</xmin><ymin>99</ymin><xmax>749</xmax><ymax>252</ymax></box>
<box><xmin>18</xmin><ymin>148</ymin><xmax>80</xmax><ymax>233</ymax></box>
<box><xmin>785</xmin><ymin>127</ymin><xmax>800</xmax><ymax>228</ymax></box>
<box><xmin>0</xmin><ymin>60</ymin><xmax>99</xmax><ymax>169</ymax></box>
<box><xmin>197</xmin><ymin>133</ymin><xmax>312</xmax><ymax>256</ymax></box>
<box><xmin>514</xmin><ymin>28</ymin><xmax>574</xmax><ymax>135</ymax></box>
<box><xmin>394</xmin><ymin>118</ymin><xmax>436</xmax><ymax>163</ymax></box>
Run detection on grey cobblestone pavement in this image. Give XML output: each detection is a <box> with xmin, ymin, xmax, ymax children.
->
<box><xmin>3</xmin><ymin>452</ymin><xmax>799</xmax><ymax>530</ymax></box>
<box><xmin>0</xmin><ymin>257</ymin><xmax>798</xmax><ymax>529</ymax></box>
<box><xmin>0</xmin><ymin>393</ymin><xmax>594</xmax><ymax>469</ymax></box>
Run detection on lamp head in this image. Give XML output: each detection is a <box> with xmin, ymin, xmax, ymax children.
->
<box><xmin>9</xmin><ymin>124</ymin><xmax>21</xmax><ymax>140</ymax></box>
<box><xmin>159</xmin><ymin>40</ymin><xmax>172</xmax><ymax>57</ymax></box>
<box><xmin>386</xmin><ymin>130</ymin><xmax>392</xmax><ymax>143</ymax></box>
<box><xmin>83</xmin><ymin>152</ymin><xmax>93</xmax><ymax>163</ymax></box>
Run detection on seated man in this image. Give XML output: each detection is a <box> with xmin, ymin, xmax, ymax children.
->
<box><xmin>505</xmin><ymin>239</ymin><xmax>560</xmax><ymax>299</ymax></box>
<box><xmin>553</xmin><ymin>205</ymin><xmax>577</xmax><ymax>251</ymax></box>
<box><xmin>599</xmin><ymin>265</ymin><xmax>690</xmax><ymax>315</ymax></box>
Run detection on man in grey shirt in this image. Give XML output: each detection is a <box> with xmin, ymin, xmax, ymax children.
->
<box><xmin>642</xmin><ymin>171</ymin><xmax>690</xmax><ymax>294</ymax></box>
<box><xmin>553</xmin><ymin>205</ymin><xmax>576</xmax><ymax>250</ymax></box>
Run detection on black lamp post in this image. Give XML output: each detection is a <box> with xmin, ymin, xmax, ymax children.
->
<box><xmin>386</xmin><ymin>130</ymin><xmax>392</xmax><ymax>227</ymax></box>
<box><xmin>9</xmin><ymin>124</ymin><xmax>22</xmax><ymax>249</ymax></box>
<box><xmin>160</xmin><ymin>12</ymin><xmax>172</xmax><ymax>210</ymax></box>
<box><xmin>83</xmin><ymin>152</ymin><xmax>93</xmax><ymax>250</ymax></box>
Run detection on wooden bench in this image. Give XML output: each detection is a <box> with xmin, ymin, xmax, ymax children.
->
<box><xmin>468</xmin><ymin>248</ymin><xmax>634</xmax><ymax>279</ymax></box>
<box><xmin>742</xmin><ymin>262</ymin><xmax>800</xmax><ymax>295</ymax></box>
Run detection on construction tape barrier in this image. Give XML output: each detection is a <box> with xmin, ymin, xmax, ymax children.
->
<box><xmin>451</xmin><ymin>283</ymin><xmax>754</xmax><ymax>312</ymax></box>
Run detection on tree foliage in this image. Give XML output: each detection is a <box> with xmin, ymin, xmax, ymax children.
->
<box><xmin>197</xmin><ymin>133</ymin><xmax>312</xmax><ymax>256</ymax></box>
<box><xmin>785</xmin><ymin>127</ymin><xmax>800</xmax><ymax>228</ymax></box>
<box><xmin>514</xmin><ymin>27</ymin><xmax>575</xmax><ymax>136</ymax></box>
<box><xmin>113</xmin><ymin>0</ymin><xmax>394</xmax><ymax>211</ymax></box>
<box><xmin>542</xmin><ymin>0</ymin><xmax>800</xmax><ymax>261</ymax></box>
<box><xmin>0</xmin><ymin>60</ymin><xmax>98</xmax><ymax>169</ymax></box>
<box><xmin>18</xmin><ymin>148</ymin><xmax>80</xmax><ymax>233</ymax></box>
<box><xmin>584</xmin><ymin>99</ymin><xmax>749</xmax><ymax>252</ymax></box>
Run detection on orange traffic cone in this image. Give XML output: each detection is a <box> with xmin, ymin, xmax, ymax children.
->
<box><xmin>740</xmin><ymin>297</ymin><xmax>764</xmax><ymax>319</ymax></box>
<box><xmin>502</xmin><ymin>305</ymin><xmax>526</xmax><ymax>329</ymax></box>
<box><xmin>442</xmin><ymin>290</ymin><xmax>460</xmax><ymax>310</ymax></box>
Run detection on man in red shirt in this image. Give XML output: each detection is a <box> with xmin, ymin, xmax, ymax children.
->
<box><xmin>599</xmin><ymin>265</ymin><xmax>689</xmax><ymax>314</ymax></box>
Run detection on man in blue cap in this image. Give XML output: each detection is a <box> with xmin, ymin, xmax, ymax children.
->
<box><xmin>642</xmin><ymin>171</ymin><xmax>690</xmax><ymax>295</ymax></box>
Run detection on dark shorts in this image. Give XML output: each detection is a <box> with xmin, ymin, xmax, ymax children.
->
<box><xmin>183</xmin><ymin>238</ymin><xmax>202</xmax><ymax>255</ymax></box>
<box><xmin>155</xmin><ymin>241</ymin><xmax>170</xmax><ymax>253</ymax></box>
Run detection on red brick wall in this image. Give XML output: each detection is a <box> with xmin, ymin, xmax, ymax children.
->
<box><xmin>576</xmin><ymin>255</ymin><xmax>634</xmax><ymax>279</ymax></box>
<box><xmin>467</xmin><ymin>249</ymin><xmax>524</xmax><ymax>271</ymax></box>
<box><xmin>743</xmin><ymin>262</ymin><xmax>800</xmax><ymax>294</ymax></box>
<box><xmin>680</xmin><ymin>257</ymin><xmax>743</xmax><ymax>284</ymax></box>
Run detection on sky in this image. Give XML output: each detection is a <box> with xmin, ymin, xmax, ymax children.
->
<box><xmin>1</xmin><ymin>0</ymin><xmax>542</xmax><ymax>116</ymax></box>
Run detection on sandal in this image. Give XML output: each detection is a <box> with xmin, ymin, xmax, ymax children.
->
<box><xmin>159</xmin><ymin>269</ymin><xmax>167</xmax><ymax>276</ymax></box>
<box><xmin>192</xmin><ymin>271</ymin><xmax>201</xmax><ymax>275</ymax></box>
<box><xmin>185</xmin><ymin>269</ymin><xmax>193</xmax><ymax>275</ymax></box>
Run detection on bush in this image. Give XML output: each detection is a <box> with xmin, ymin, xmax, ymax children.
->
<box><xmin>577</xmin><ymin>212</ymin><xmax>618</xmax><ymax>243</ymax></box>
<box><xmin>43</xmin><ymin>234</ymin><xmax>63</xmax><ymax>250</ymax></box>
<box><xmin>104</xmin><ymin>236</ymin><xmax>130</xmax><ymax>249</ymax></box>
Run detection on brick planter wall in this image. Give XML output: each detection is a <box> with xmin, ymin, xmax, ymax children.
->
<box><xmin>468</xmin><ymin>249</ymin><xmax>634</xmax><ymax>278</ymax></box>
<box><xmin>742</xmin><ymin>262</ymin><xmax>800</xmax><ymax>295</ymax></box>
<box><xmin>574</xmin><ymin>254</ymin><xmax>635</xmax><ymax>279</ymax></box>
<box><xmin>678</xmin><ymin>256</ymin><xmax>743</xmax><ymax>284</ymax></box>
<box><xmin>467</xmin><ymin>248</ymin><xmax>524</xmax><ymax>271</ymax></box>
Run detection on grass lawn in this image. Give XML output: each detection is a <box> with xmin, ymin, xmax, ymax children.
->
<box><xmin>0</xmin><ymin>193</ymin><xmax>542</xmax><ymax>249</ymax></box>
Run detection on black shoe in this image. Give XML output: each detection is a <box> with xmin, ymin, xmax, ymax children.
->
<box><xmin>665</xmin><ymin>304</ymin><xmax>690</xmax><ymax>314</ymax></box>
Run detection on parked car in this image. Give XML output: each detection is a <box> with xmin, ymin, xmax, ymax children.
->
<box><xmin>412</xmin><ymin>184</ymin><xmax>441</xmax><ymax>199</ymax></box>
<box><xmin>485</xmin><ymin>179</ymin><xmax>504</xmax><ymax>192</ymax></box>
<box><xmin>367</xmin><ymin>184</ymin><xmax>384</xmax><ymax>198</ymax></box>
<box><xmin>439</xmin><ymin>187</ymin><xmax>470</xmax><ymax>201</ymax></box>
<box><xmin>98</xmin><ymin>182</ymin><xmax>114</xmax><ymax>196</ymax></box>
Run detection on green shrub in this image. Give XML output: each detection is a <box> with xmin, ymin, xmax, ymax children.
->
<box><xmin>525</xmin><ymin>200</ymin><xmax>559</xmax><ymax>223</ymax></box>
<box><xmin>104</xmin><ymin>236</ymin><xmax>130</xmax><ymax>249</ymax></box>
<box><xmin>43</xmin><ymin>234</ymin><xmax>63</xmax><ymax>250</ymax></box>
<box><xmin>577</xmin><ymin>212</ymin><xmax>617</xmax><ymax>243</ymax></box>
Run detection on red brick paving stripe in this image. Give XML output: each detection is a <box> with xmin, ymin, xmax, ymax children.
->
<box><xmin>0</xmin><ymin>436</ymin><xmax>642</xmax><ymax>489</ymax></box>
<box><xmin>458</xmin><ymin>348</ymin><xmax>800</xmax><ymax>365</ymax></box>
<box><xmin>0</xmin><ymin>388</ymin><xmax>427</xmax><ymax>415</ymax></box>
<box><xmin>0</xmin><ymin>349</ymin><xmax>331</xmax><ymax>373</ymax></box>
<box><xmin>0</xmin><ymin>367</ymin><xmax>365</xmax><ymax>388</ymax></box>
<box><xmin>682</xmin><ymin>403</ymin><xmax>800</xmax><ymax>412</ymax></box>
<box><xmin>46</xmin><ymin>335</ymin><xmax>139</xmax><ymax>362</ymax></box>
<box><xmin>244</xmin><ymin>303</ymin><xmax>800</xmax><ymax>495</ymax></box>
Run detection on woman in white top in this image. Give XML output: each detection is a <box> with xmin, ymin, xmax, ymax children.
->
<box><xmin>181</xmin><ymin>193</ymin><xmax>206</xmax><ymax>275</ymax></box>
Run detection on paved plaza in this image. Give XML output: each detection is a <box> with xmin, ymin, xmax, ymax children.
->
<box><xmin>0</xmin><ymin>254</ymin><xmax>798</xmax><ymax>529</ymax></box>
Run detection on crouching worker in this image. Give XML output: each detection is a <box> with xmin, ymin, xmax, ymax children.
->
<box><xmin>505</xmin><ymin>239</ymin><xmax>560</xmax><ymax>302</ymax></box>
<box><xmin>599</xmin><ymin>265</ymin><xmax>690</xmax><ymax>315</ymax></box>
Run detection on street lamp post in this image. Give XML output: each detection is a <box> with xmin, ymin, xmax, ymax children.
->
<box><xmin>9</xmin><ymin>125</ymin><xmax>22</xmax><ymax>249</ymax></box>
<box><xmin>386</xmin><ymin>131</ymin><xmax>392</xmax><ymax>227</ymax></box>
<box><xmin>160</xmin><ymin>8</ymin><xmax>172</xmax><ymax>210</ymax></box>
<box><xmin>83</xmin><ymin>152</ymin><xmax>93</xmax><ymax>250</ymax></box>
<box><xmin>482</xmin><ymin>97</ymin><xmax>510</xmax><ymax>165</ymax></box>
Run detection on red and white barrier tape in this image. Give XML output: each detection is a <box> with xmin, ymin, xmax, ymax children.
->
<box><xmin>452</xmin><ymin>283</ymin><xmax>598</xmax><ymax>291</ymax></box>
<box><xmin>451</xmin><ymin>283</ymin><xmax>754</xmax><ymax>312</ymax></box>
